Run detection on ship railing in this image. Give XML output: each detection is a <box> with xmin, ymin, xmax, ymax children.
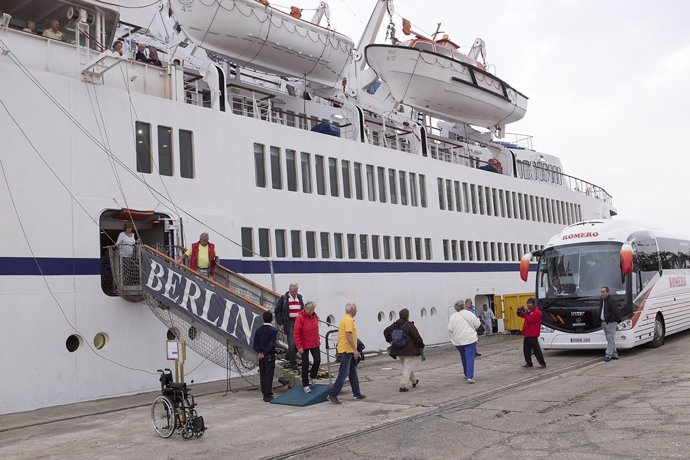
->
<box><xmin>106</xmin><ymin>244</ymin><xmax>144</xmax><ymax>301</ymax></box>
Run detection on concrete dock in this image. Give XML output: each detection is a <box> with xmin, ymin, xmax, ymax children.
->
<box><xmin>2</xmin><ymin>331</ymin><xmax>690</xmax><ymax>459</ymax></box>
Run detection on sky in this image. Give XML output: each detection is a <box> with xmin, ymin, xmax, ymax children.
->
<box><xmin>319</xmin><ymin>0</ymin><xmax>690</xmax><ymax>236</ymax></box>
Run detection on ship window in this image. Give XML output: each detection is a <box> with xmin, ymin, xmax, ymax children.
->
<box><xmin>405</xmin><ymin>237</ymin><xmax>413</xmax><ymax>260</ymax></box>
<box><xmin>546</xmin><ymin>198</ymin><xmax>552</xmax><ymax>222</ymax></box>
<box><xmin>504</xmin><ymin>243</ymin><xmax>510</xmax><ymax>261</ymax></box>
<box><xmin>498</xmin><ymin>242</ymin><xmax>504</xmax><ymax>261</ymax></box>
<box><xmin>315</xmin><ymin>155</ymin><xmax>326</xmax><ymax>195</ymax></box>
<box><xmin>468</xmin><ymin>241</ymin><xmax>474</xmax><ymax>261</ymax></box>
<box><xmin>372</xmin><ymin>235</ymin><xmax>380</xmax><ymax>259</ymax></box>
<box><xmin>443</xmin><ymin>239</ymin><xmax>449</xmax><ymax>260</ymax></box>
<box><xmin>275</xmin><ymin>229</ymin><xmax>286</xmax><ymax>257</ymax></box>
<box><xmin>135</xmin><ymin>121</ymin><xmax>152</xmax><ymax>173</ymax></box>
<box><xmin>506</xmin><ymin>191</ymin><xmax>513</xmax><ymax>218</ymax></box>
<box><xmin>347</xmin><ymin>234</ymin><xmax>356</xmax><ymax>259</ymax></box>
<box><xmin>476</xmin><ymin>242</ymin><xmax>483</xmax><ymax>261</ymax></box>
<box><xmin>286</xmin><ymin>150</ymin><xmax>298</xmax><ymax>191</ymax></box>
<box><xmin>93</xmin><ymin>333</ymin><xmax>109</xmax><ymax>350</ymax></box>
<box><xmin>388</xmin><ymin>169</ymin><xmax>398</xmax><ymax>204</ymax></box>
<box><xmin>383</xmin><ymin>236</ymin><xmax>392</xmax><ymax>259</ymax></box>
<box><xmin>253</xmin><ymin>143</ymin><xmax>266</xmax><ymax>187</ymax></box>
<box><xmin>492</xmin><ymin>188</ymin><xmax>499</xmax><ymax>217</ymax></box>
<box><xmin>320</xmin><ymin>232</ymin><xmax>330</xmax><ymax>258</ymax></box>
<box><xmin>454</xmin><ymin>181</ymin><xmax>462</xmax><ymax>212</ymax></box>
<box><xmin>306</xmin><ymin>231</ymin><xmax>317</xmax><ymax>258</ymax></box>
<box><xmin>394</xmin><ymin>236</ymin><xmax>402</xmax><ymax>260</ymax></box>
<box><xmin>354</xmin><ymin>162</ymin><xmax>363</xmax><ymax>200</ymax></box>
<box><xmin>491</xmin><ymin>242</ymin><xmax>496</xmax><ymax>261</ymax></box>
<box><xmin>241</xmin><ymin>227</ymin><xmax>253</xmax><ymax>257</ymax></box>
<box><xmin>377</xmin><ymin>167</ymin><xmax>387</xmax><ymax>203</ymax></box>
<box><xmin>286</xmin><ymin>111</ymin><xmax>296</xmax><ymax>127</ymax></box>
<box><xmin>291</xmin><ymin>230</ymin><xmax>302</xmax><ymax>257</ymax></box>
<box><xmin>462</xmin><ymin>182</ymin><xmax>470</xmax><ymax>213</ymax></box>
<box><xmin>334</xmin><ymin>233</ymin><xmax>344</xmax><ymax>259</ymax></box>
<box><xmin>451</xmin><ymin>240</ymin><xmax>458</xmax><ymax>261</ymax></box>
<box><xmin>485</xmin><ymin>187</ymin><xmax>493</xmax><ymax>216</ymax></box>
<box><xmin>158</xmin><ymin>126</ymin><xmax>173</xmax><ymax>176</ymax></box>
<box><xmin>470</xmin><ymin>184</ymin><xmax>477</xmax><ymax>214</ymax></box>
<box><xmin>66</xmin><ymin>334</ymin><xmax>82</xmax><ymax>353</ymax></box>
<box><xmin>342</xmin><ymin>160</ymin><xmax>352</xmax><ymax>198</ymax></box>
<box><xmin>409</xmin><ymin>173</ymin><xmax>418</xmax><ymax>206</ymax></box>
<box><xmin>179</xmin><ymin>129</ymin><xmax>194</xmax><ymax>178</ymax></box>
<box><xmin>437</xmin><ymin>178</ymin><xmax>445</xmax><ymax>210</ymax></box>
<box><xmin>419</xmin><ymin>174</ymin><xmax>427</xmax><ymax>207</ymax></box>
<box><xmin>499</xmin><ymin>190</ymin><xmax>506</xmax><ymax>217</ymax></box>
<box><xmin>399</xmin><ymin>171</ymin><xmax>408</xmax><ymax>205</ymax></box>
<box><xmin>360</xmin><ymin>235</ymin><xmax>369</xmax><ymax>259</ymax></box>
<box><xmin>436</xmin><ymin>46</ymin><xmax>453</xmax><ymax>58</ymax></box>
<box><xmin>258</xmin><ymin>228</ymin><xmax>270</xmax><ymax>257</ymax></box>
<box><xmin>300</xmin><ymin>152</ymin><xmax>311</xmax><ymax>193</ymax></box>
<box><xmin>366</xmin><ymin>164</ymin><xmax>376</xmax><ymax>201</ymax></box>
<box><xmin>415</xmin><ymin>238</ymin><xmax>423</xmax><ymax>260</ymax></box>
<box><xmin>270</xmin><ymin>146</ymin><xmax>282</xmax><ymax>189</ymax></box>
<box><xmin>459</xmin><ymin>240</ymin><xmax>466</xmax><ymax>260</ymax></box>
<box><xmin>329</xmin><ymin>157</ymin><xmax>339</xmax><ymax>197</ymax></box>
<box><xmin>446</xmin><ymin>179</ymin><xmax>454</xmax><ymax>211</ymax></box>
<box><xmin>413</xmin><ymin>41</ymin><xmax>434</xmax><ymax>52</ymax></box>
<box><xmin>424</xmin><ymin>238</ymin><xmax>432</xmax><ymax>260</ymax></box>
<box><xmin>477</xmin><ymin>185</ymin><xmax>485</xmax><ymax>215</ymax></box>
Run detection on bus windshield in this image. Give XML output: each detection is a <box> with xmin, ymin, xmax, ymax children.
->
<box><xmin>537</xmin><ymin>243</ymin><xmax>625</xmax><ymax>299</ymax></box>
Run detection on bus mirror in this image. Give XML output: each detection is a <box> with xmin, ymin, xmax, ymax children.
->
<box><xmin>520</xmin><ymin>252</ymin><xmax>532</xmax><ymax>282</ymax></box>
<box><xmin>620</xmin><ymin>243</ymin><xmax>633</xmax><ymax>276</ymax></box>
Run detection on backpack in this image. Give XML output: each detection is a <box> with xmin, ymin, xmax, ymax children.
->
<box><xmin>390</xmin><ymin>328</ymin><xmax>408</xmax><ymax>349</ymax></box>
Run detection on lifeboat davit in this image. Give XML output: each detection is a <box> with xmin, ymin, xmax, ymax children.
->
<box><xmin>365</xmin><ymin>39</ymin><xmax>528</xmax><ymax>128</ymax></box>
<box><xmin>170</xmin><ymin>0</ymin><xmax>355</xmax><ymax>88</ymax></box>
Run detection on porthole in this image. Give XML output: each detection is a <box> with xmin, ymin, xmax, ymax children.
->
<box><xmin>421</xmin><ymin>308</ymin><xmax>428</xmax><ymax>318</ymax></box>
<box><xmin>389</xmin><ymin>310</ymin><xmax>396</xmax><ymax>321</ymax></box>
<box><xmin>188</xmin><ymin>326</ymin><xmax>198</xmax><ymax>340</ymax></box>
<box><xmin>377</xmin><ymin>311</ymin><xmax>385</xmax><ymax>322</ymax></box>
<box><xmin>326</xmin><ymin>315</ymin><xmax>335</xmax><ymax>326</ymax></box>
<box><xmin>430</xmin><ymin>307</ymin><xmax>437</xmax><ymax>317</ymax></box>
<box><xmin>93</xmin><ymin>332</ymin><xmax>109</xmax><ymax>350</ymax></box>
<box><xmin>167</xmin><ymin>328</ymin><xmax>179</xmax><ymax>340</ymax></box>
<box><xmin>66</xmin><ymin>334</ymin><xmax>82</xmax><ymax>352</ymax></box>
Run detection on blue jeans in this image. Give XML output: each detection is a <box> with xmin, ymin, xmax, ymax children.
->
<box><xmin>329</xmin><ymin>352</ymin><xmax>361</xmax><ymax>397</ymax></box>
<box><xmin>455</xmin><ymin>342</ymin><xmax>477</xmax><ymax>379</ymax></box>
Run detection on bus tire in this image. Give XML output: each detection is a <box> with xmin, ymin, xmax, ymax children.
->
<box><xmin>649</xmin><ymin>315</ymin><xmax>665</xmax><ymax>348</ymax></box>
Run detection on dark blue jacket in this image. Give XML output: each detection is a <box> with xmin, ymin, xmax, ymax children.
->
<box><xmin>253</xmin><ymin>324</ymin><xmax>277</xmax><ymax>355</ymax></box>
<box><xmin>274</xmin><ymin>292</ymin><xmax>304</xmax><ymax>326</ymax></box>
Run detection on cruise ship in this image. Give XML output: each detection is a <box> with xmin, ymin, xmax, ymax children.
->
<box><xmin>0</xmin><ymin>0</ymin><xmax>614</xmax><ymax>414</ymax></box>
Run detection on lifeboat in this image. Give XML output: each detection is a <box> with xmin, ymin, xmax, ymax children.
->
<box><xmin>365</xmin><ymin>38</ymin><xmax>528</xmax><ymax>129</ymax></box>
<box><xmin>169</xmin><ymin>0</ymin><xmax>355</xmax><ymax>88</ymax></box>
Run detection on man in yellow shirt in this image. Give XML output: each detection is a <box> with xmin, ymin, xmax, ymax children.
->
<box><xmin>177</xmin><ymin>233</ymin><xmax>219</xmax><ymax>276</ymax></box>
<box><xmin>327</xmin><ymin>303</ymin><xmax>366</xmax><ymax>404</ymax></box>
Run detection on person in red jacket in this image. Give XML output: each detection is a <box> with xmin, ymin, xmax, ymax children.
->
<box><xmin>517</xmin><ymin>298</ymin><xmax>546</xmax><ymax>368</ymax></box>
<box><xmin>294</xmin><ymin>301</ymin><xmax>321</xmax><ymax>393</ymax></box>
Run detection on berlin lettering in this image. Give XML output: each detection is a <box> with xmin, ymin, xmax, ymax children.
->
<box><xmin>142</xmin><ymin>253</ymin><xmax>261</xmax><ymax>346</ymax></box>
<box><xmin>669</xmin><ymin>276</ymin><xmax>687</xmax><ymax>288</ymax></box>
<box><xmin>562</xmin><ymin>232</ymin><xmax>599</xmax><ymax>240</ymax></box>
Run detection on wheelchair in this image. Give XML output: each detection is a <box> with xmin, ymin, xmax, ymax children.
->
<box><xmin>151</xmin><ymin>369</ymin><xmax>206</xmax><ymax>439</ymax></box>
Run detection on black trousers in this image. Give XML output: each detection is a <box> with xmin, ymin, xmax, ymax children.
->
<box><xmin>523</xmin><ymin>337</ymin><xmax>545</xmax><ymax>366</ymax></box>
<box><xmin>259</xmin><ymin>354</ymin><xmax>275</xmax><ymax>399</ymax></box>
<box><xmin>301</xmin><ymin>347</ymin><xmax>321</xmax><ymax>386</ymax></box>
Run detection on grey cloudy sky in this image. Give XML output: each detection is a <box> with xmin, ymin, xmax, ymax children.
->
<box><xmin>324</xmin><ymin>0</ymin><xmax>690</xmax><ymax>236</ymax></box>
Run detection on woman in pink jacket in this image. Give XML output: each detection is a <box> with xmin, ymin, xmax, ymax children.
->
<box><xmin>294</xmin><ymin>301</ymin><xmax>321</xmax><ymax>393</ymax></box>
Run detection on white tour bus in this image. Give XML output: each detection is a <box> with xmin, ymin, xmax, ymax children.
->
<box><xmin>520</xmin><ymin>220</ymin><xmax>690</xmax><ymax>350</ymax></box>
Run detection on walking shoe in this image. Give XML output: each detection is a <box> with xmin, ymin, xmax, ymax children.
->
<box><xmin>303</xmin><ymin>385</ymin><xmax>311</xmax><ymax>394</ymax></box>
<box><xmin>353</xmin><ymin>394</ymin><xmax>366</xmax><ymax>401</ymax></box>
<box><xmin>399</xmin><ymin>387</ymin><xmax>409</xmax><ymax>392</ymax></box>
<box><xmin>412</xmin><ymin>379</ymin><xmax>419</xmax><ymax>389</ymax></box>
<box><xmin>467</xmin><ymin>378</ymin><xmax>476</xmax><ymax>384</ymax></box>
<box><xmin>539</xmin><ymin>364</ymin><xmax>547</xmax><ymax>369</ymax></box>
<box><xmin>475</xmin><ymin>353</ymin><xmax>482</xmax><ymax>357</ymax></box>
<box><xmin>263</xmin><ymin>396</ymin><xmax>274</xmax><ymax>402</ymax></box>
<box><xmin>310</xmin><ymin>378</ymin><xmax>317</xmax><ymax>386</ymax></box>
<box><xmin>327</xmin><ymin>395</ymin><xmax>341</xmax><ymax>405</ymax></box>
<box><xmin>522</xmin><ymin>364</ymin><xmax>533</xmax><ymax>368</ymax></box>
<box><xmin>604</xmin><ymin>356</ymin><xmax>611</xmax><ymax>362</ymax></box>
<box><xmin>611</xmin><ymin>356</ymin><xmax>619</xmax><ymax>360</ymax></box>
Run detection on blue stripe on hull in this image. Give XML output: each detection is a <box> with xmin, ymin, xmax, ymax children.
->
<box><xmin>0</xmin><ymin>257</ymin><xmax>535</xmax><ymax>276</ymax></box>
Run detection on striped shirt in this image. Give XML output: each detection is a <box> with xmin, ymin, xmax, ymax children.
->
<box><xmin>288</xmin><ymin>295</ymin><xmax>301</xmax><ymax>320</ymax></box>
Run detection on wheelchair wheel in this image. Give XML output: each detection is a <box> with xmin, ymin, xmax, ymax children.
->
<box><xmin>151</xmin><ymin>395</ymin><xmax>176</xmax><ymax>438</ymax></box>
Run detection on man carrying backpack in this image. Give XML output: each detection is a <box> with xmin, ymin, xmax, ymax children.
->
<box><xmin>383</xmin><ymin>308</ymin><xmax>425</xmax><ymax>392</ymax></box>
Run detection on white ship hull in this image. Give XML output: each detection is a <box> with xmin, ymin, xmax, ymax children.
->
<box><xmin>170</xmin><ymin>0</ymin><xmax>354</xmax><ymax>88</ymax></box>
<box><xmin>365</xmin><ymin>45</ymin><xmax>528</xmax><ymax>128</ymax></box>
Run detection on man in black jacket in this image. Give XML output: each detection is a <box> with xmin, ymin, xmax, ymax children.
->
<box><xmin>274</xmin><ymin>283</ymin><xmax>304</xmax><ymax>370</ymax></box>
<box><xmin>253</xmin><ymin>311</ymin><xmax>278</xmax><ymax>402</ymax></box>
<box><xmin>599</xmin><ymin>286</ymin><xmax>621</xmax><ymax>362</ymax></box>
<box><xmin>383</xmin><ymin>309</ymin><xmax>425</xmax><ymax>392</ymax></box>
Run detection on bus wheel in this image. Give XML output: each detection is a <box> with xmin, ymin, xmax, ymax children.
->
<box><xmin>650</xmin><ymin>315</ymin><xmax>665</xmax><ymax>348</ymax></box>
